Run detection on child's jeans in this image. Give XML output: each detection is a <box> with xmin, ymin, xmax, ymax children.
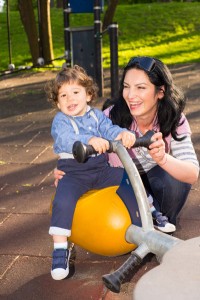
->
<box><xmin>49</xmin><ymin>154</ymin><xmax>124</xmax><ymax>237</ymax></box>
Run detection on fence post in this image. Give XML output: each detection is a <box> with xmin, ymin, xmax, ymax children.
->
<box><xmin>94</xmin><ymin>0</ymin><xmax>103</xmax><ymax>97</ymax></box>
<box><xmin>63</xmin><ymin>0</ymin><xmax>71</xmax><ymax>67</ymax></box>
<box><xmin>108</xmin><ymin>23</ymin><xmax>119</xmax><ymax>99</ymax></box>
<box><xmin>6</xmin><ymin>0</ymin><xmax>12</xmax><ymax>67</ymax></box>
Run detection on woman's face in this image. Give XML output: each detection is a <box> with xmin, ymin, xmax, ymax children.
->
<box><xmin>122</xmin><ymin>68</ymin><xmax>163</xmax><ymax>119</ymax></box>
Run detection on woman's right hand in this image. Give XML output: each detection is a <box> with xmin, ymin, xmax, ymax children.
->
<box><xmin>148</xmin><ymin>132</ymin><xmax>166</xmax><ymax>165</ymax></box>
<box><xmin>53</xmin><ymin>168</ymin><xmax>65</xmax><ymax>187</ymax></box>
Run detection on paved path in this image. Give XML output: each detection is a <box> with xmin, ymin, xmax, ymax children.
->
<box><xmin>0</xmin><ymin>64</ymin><xmax>199</xmax><ymax>300</ymax></box>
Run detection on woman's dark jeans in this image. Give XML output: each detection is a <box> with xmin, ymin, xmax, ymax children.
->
<box><xmin>141</xmin><ymin>165</ymin><xmax>191</xmax><ymax>225</ymax></box>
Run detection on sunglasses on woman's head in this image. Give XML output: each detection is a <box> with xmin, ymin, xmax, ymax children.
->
<box><xmin>125</xmin><ymin>56</ymin><xmax>156</xmax><ymax>72</ymax></box>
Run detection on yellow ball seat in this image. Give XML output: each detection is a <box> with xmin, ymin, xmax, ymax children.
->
<box><xmin>68</xmin><ymin>186</ymin><xmax>137</xmax><ymax>256</ymax></box>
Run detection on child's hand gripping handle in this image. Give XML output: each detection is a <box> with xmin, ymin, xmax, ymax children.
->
<box><xmin>72</xmin><ymin>130</ymin><xmax>155</xmax><ymax>163</ymax></box>
<box><xmin>72</xmin><ymin>141</ymin><xmax>113</xmax><ymax>163</ymax></box>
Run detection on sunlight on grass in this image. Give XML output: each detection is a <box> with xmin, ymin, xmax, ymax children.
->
<box><xmin>103</xmin><ymin>33</ymin><xmax>200</xmax><ymax>67</ymax></box>
<box><xmin>0</xmin><ymin>2</ymin><xmax>199</xmax><ymax>71</ymax></box>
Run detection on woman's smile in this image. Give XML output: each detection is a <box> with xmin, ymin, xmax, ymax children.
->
<box><xmin>129</xmin><ymin>101</ymin><xmax>143</xmax><ymax>111</ymax></box>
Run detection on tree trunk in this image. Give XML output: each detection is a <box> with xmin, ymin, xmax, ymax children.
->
<box><xmin>103</xmin><ymin>0</ymin><xmax>118</xmax><ymax>31</ymax></box>
<box><xmin>38</xmin><ymin>0</ymin><xmax>54</xmax><ymax>64</ymax></box>
<box><xmin>18</xmin><ymin>0</ymin><xmax>39</xmax><ymax>65</ymax></box>
<box><xmin>56</xmin><ymin>0</ymin><xmax>63</xmax><ymax>8</ymax></box>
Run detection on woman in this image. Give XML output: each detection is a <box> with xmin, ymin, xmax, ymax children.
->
<box><xmin>54</xmin><ymin>56</ymin><xmax>199</xmax><ymax>227</ymax></box>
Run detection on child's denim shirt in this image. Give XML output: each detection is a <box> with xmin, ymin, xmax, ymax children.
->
<box><xmin>51</xmin><ymin>106</ymin><xmax>128</xmax><ymax>155</ymax></box>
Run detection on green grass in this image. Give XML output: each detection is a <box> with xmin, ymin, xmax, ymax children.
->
<box><xmin>0</xmin><ymin>2</ymin><xmax>200</xmax><ymax>71</ymax></box>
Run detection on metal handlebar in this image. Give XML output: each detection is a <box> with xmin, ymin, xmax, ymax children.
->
<box><xmin>72</xmin><ymin>130</ymin><xmax>155</xmax><ymax>163</ymax></box>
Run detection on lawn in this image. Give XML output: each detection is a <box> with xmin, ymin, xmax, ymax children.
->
<box><xmin>0</xmin><ymin>2</ymin><xmax>199</xmax><ymax>71</ymax></box>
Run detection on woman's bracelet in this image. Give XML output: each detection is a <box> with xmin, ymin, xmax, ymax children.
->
<box><xmin>159</xmin><ymin>153</ymin><xmax>167</xmax><ymax>166</ymax></box>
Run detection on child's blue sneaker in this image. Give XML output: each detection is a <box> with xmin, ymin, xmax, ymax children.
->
<box><xmin>51</xmin><ymin>248</ymin><xmax>71</xmax><ymax>280</ymax></box>
<box><xmin>152</xmin><ymin>210</ymin><xmax>176</xmax><ymax>233</ymax></box>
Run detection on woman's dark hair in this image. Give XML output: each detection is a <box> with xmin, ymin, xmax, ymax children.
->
<box><xmin>106</xmin><ymin>57</ymin><xmax>186</xmax><ymax>140</ymax></box>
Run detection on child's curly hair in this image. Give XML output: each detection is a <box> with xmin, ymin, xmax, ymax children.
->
<box><xmin>45</xmin><ymin>65</ymin><xmax>99</xmax><ymax>107</ymax></box>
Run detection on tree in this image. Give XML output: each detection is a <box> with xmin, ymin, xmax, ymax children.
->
<box><xmin>18</xmin><ymin>0</ymin><xmax>54</xmax><ymax>66</ymax></box>
<box><xmin>56</xmin><ymin>0</ymin><xmax>63</xmax><ymax>8</ymax></box>
<box><xmin>38</xmin><ymin>0</ymin><xmax>54</xmax><ymax>63</ymax></box>
<box><xmin>103</xmin><ymin>0</ymin><xmax>118</xmax><ymax>31</ymax></box>
<box><xmin>18</xmin><ymin>0</ymin><xmax>39</xmax><ymax>65</ymax></box>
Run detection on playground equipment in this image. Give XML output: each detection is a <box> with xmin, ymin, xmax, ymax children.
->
<box><xmin>69</xmin><ymin>186</ymin><xmax>136</xmax><ymax>256</ymax></box>
<box><xmin>1</xmin><ymin>0</ymin><xmax>54</xmax><ymax>75</ymax></box>
<box><xmin>72</xmin><ymin>131</ymin><xmax>200</xmax><ymax>298</ymax></box>
<box><xmin>2</xmin><ymin>0</ymin><xmax>119</xmax><ymax>97</ymax></box>
<box><xmin>5</xmin><ymin>0</ymin><xmax>14</xmax><ymax>70</ymax></box>
<box><xmin>69</xmin><ymin>131</ymin><xmax>154</xmax><ymax>256</ymax></box>
<box><xmin>2</xmin><ymin>0</ymin><xmax>40</xmax><ymax>73</ymax></box>
<box><xmin>63</xmin><ymin>0</ymin><xmax>119</xmax><ymax>98</ymax></box>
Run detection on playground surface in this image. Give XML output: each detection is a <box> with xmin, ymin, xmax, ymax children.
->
<box><xmin>0</xmin><ymin>63</ymin><xmax>200</xmax><ymax>300</ymax></box>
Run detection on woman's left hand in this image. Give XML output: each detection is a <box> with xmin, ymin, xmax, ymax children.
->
<box><xmin>148</xmin><ymin>132</ymin><xmax>167</xmax><ymax>165</ymax></box>
<box><xmin>53</xmin><ymin>168</ymin><xmax>65</xmax><ymax>187</ymax></box>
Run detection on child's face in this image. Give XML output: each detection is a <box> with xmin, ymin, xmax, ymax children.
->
<box><xmin>57</xmin><ymin>82</ymin><xmax>92</xmax><ymax>116</ymax></box>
